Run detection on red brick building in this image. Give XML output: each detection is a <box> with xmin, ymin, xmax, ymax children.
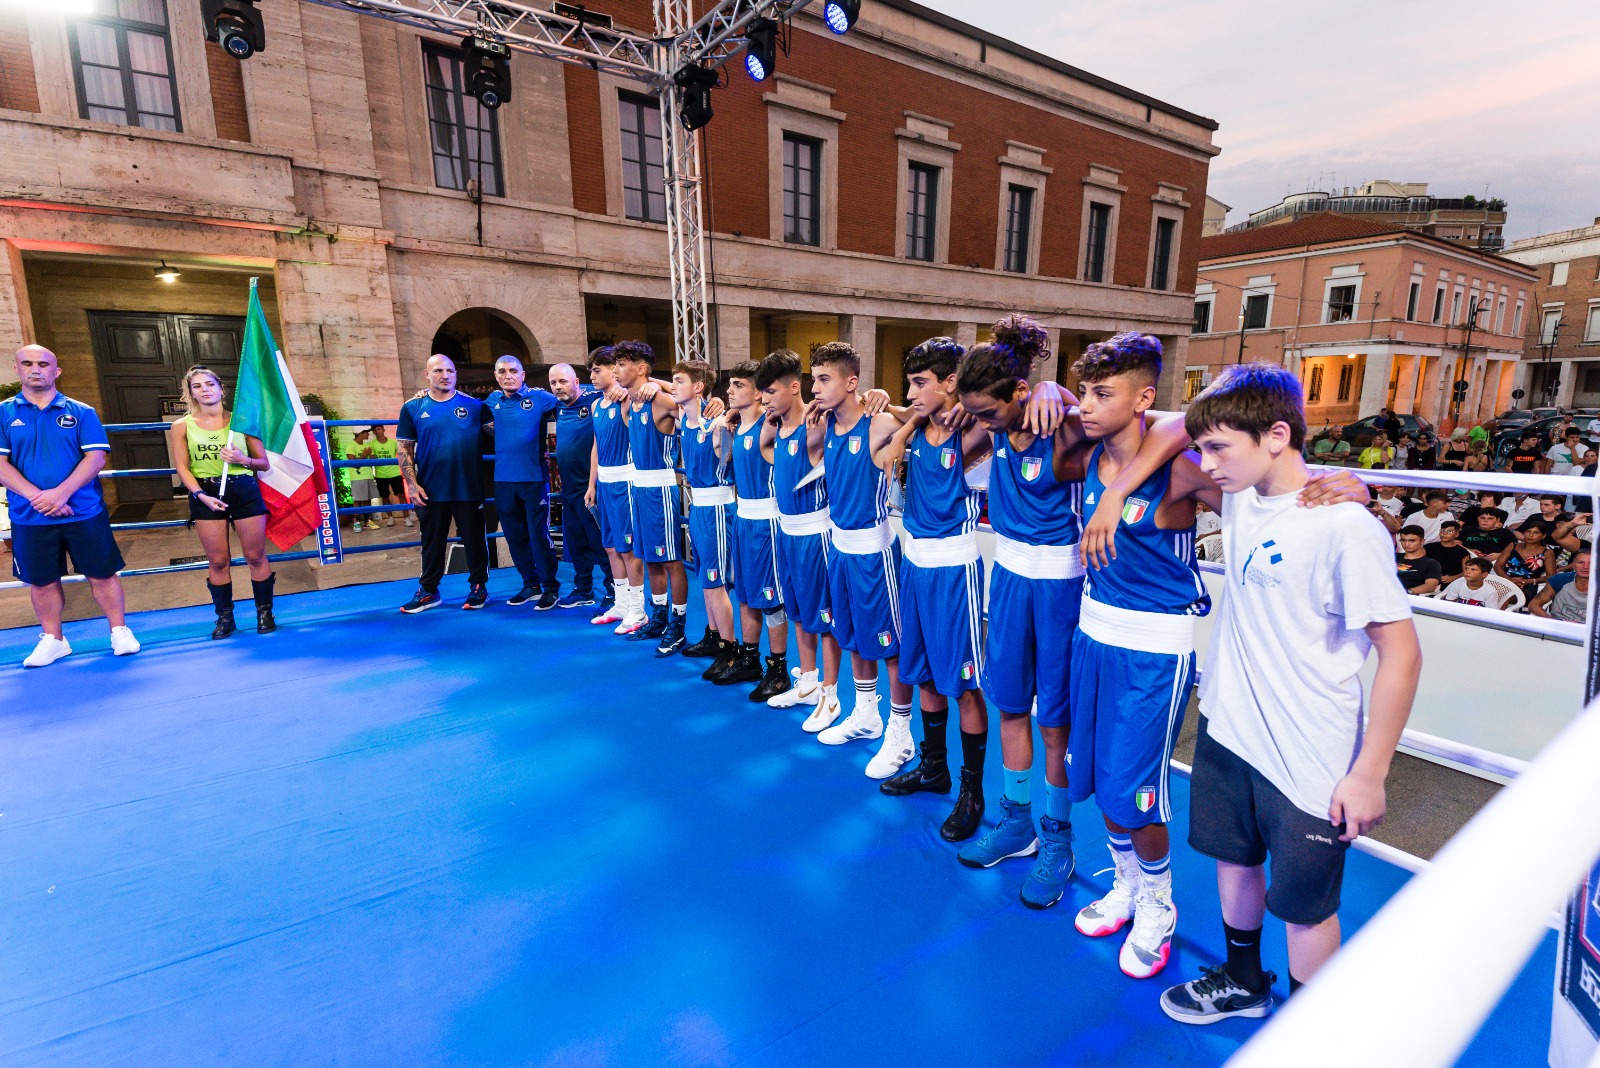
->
<box><xmin>1503</xmin><ymin>218</ymin><xmax>1600</xmax><ymax>408</ymax></box>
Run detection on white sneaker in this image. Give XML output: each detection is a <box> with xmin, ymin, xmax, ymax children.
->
<box><xmin>1119</xmin><ymin>873</ymin><xmax>1177</xmax><ymax>979</ymax></box>
<box><xmin>404</xmin><ymin>515</ymin><xmax>416</xmax><ymax>528</ymax></box>
<box><xmin>768</xmin><ymin>668</ymin><xmax>821</xmax><ymax>708</ymax></box>
<box><xmin>385</xmin><ymin>516</ymin><xmax>396</xmax><ymax>527</ymax></box>
<box><xmin>352</xmin><ymin>520</ymin><xmax>363</xmax><ymax>532</ymax></box>
<box><xmin>800</xmin><ymin>685</ymin><xmax>842</xmax><ymax>732</ymax></box>
<box><xmin>23</xmin><ymin>633</ymin><xmax>71</xmax><ymax>668</ymax></box>
<box><xmin>110</xmin><ymin>626</ymin><xmax>141</xmax><ymax>656</ymax></box>
<box><xmin>615</xmin><ymin>603</ymin><xmax>647</xmax><ymax>634</ymax></box>
<box><xmin>864</xmin><ymin>713</ymin><xmax>915</xmax><ymax>778</ymax></box>
<box><xmin>818</xmin><ymin>694</ymin><xmax>884</xmax><ymax>746</ymax></box>
<box><xmin>1075</xmin><ymin>845</ymin><xmax>1141</xmax><ymax>937</ymax></box>
<box><xmin>592</xmin><ymin>602</ymin><xmax>625</xmax><ymax>625</ymax></box>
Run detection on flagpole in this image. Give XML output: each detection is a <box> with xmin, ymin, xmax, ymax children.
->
<box><xmin>219</xmin><ymin>277</ymin><xmax>258</xmax><ymax>500</ymax></box>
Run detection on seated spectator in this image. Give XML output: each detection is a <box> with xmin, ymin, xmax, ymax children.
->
<box><xmin>1395</xmin><ymin>525</ymin><xmax>1442</xmax><ymax>595</ymax></box>
<box><xmin>1530</xmin><ymin>547</ymin><xmax>1590</xmax><ymax>623</ymax></box>
<box><xmin>1426</xmin><ymin>520</ymin><xmax>1470</xmax><ymax>584</ymax></box>
<box><xmin>1551</xmin><ymin>512</ymin><xmax>1594</xmax><ymax>558</ymax></box>
<box><xmin>1503</xmin><ymin>492</ymin><xmax>1542</xmax><ymax>527</ymax></box>
<box><xmin>1368</xmin><ymin>485</ymin><xmax>1408</xmax><ymax>535</ymax></box>
<box><xmin>1311</xmin><ymin>426</ymin><xmax>1352</xmax><ymax>465</ymax></box>
<box><xmin>1459</xmin><ymin>491</ymin><xmax>1503</xmax><ymax>530</ymax></box>
<box><xmin>1358</xmin><ymin>432</ymin><xmax>1394</xmax><ymax>470</ymax></box>
<box><xmin>1547</xmin><ymin>427</ymin><xmax>1592</xmax><ymax>476</ymax></box>
<box><xmin>1495</xmin><ymin>518</ymin><xmax>1555</xmax><ymax>598</ymax></box>
<box><xmin>1441</xmin><ymin>558</ymin><xmax>1515</xmax><ymax>610</ymax></box>
<box><xmin>1462</xmin><ymin>507</ymin><xmax>1515</xmax><ymax>559</ymax></box>
<box><xmin>1463</xmin><ymin>439</ymin><xmax>1491</xmax><ymax>473</ymax></box>
<box><xmin>1535</xmin><ymin>495</ymin><xmax>1572</xmax><ymax>527</ymax></box>
<box><xmin>1405</xmin><ymin>490</ymin><xmax>1451</xmax><ymax>543</ymax></box>
<box><xmin>1506</xmin><ymin>430</ymin><xmax>1544</xmax><ymax>474</ymax></box>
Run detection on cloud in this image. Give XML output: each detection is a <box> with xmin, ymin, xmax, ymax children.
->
<box><xmin>922</xmin><ymin>0</ymin><xmax>1600</xmax><ymax>238</ymax></box>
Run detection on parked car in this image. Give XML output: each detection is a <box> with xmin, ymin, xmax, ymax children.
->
<box><xmin>1497</xmin><ymin>407</ymin><xmax>1560</xmax><ymax>430</ymax></box>
<box><xmin>1492</xmin><ymin>414</ymin><xmax>1568</xmax><ymax>455</ymax></box>
<box><xmin>1341</xmin><ymin>413</ymin><xmax>1435</xmax><ymax>446</ymax></box>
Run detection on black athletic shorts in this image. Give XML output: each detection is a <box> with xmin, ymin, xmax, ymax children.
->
<box><xmin>11</xmin><ymin>513</ymin><xmax>125</xmax><ymax>585</ymax></box>
<box><xmin>1188</xmin><ymin>715</ymin><xmax>1350</xmax><ymax>926</ymax></box>
<box><xmin>376</xmin><ymin>475</ymin><xmax>405</xmax><ymax>497</ymax></box>
<box><xmin>189</xmin><ymin>475</ymin><xmax>268</xmax><ymax>522</ymax></box>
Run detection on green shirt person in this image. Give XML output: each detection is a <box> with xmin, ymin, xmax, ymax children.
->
<box><xmin>1311</xmin><ymin>429</ymin><xmax>1352</xmax><ymax>464</ymax></box>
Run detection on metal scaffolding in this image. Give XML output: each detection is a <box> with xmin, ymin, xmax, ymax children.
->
<box><xmin>301</xmin><ymin>0</ymin><xmax>816</xmax><ymax>364</ymax></box>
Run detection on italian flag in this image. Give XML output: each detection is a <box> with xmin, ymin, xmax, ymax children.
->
<box><xmin>229</xmin><ymin>279</ymin><xmax>328</xmax><ymax>550</ymax></box>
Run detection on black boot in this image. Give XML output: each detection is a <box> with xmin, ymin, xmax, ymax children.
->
<box><xmin>942</xmin><ymin>767</ymin><xmax>986</xmax><ymax>842</ymax></box>
<box><xmin>682</xmin><ymin>625</ymin><xmax>722</xmax><ymax>658</ymax></box>
<box><xmin>208</xmin><ymin>580</ymin><xmax>235</xmax><ymax>640</ymax></box>
<box><xmin>880</xmin><ymin>743</ymin><xmax>953</xmax><ymax>796</ymax></box>
<box><xmin>701</xmin><ymin>640</ymin><xmax>737</xmax><ymax>681</ymax></box>
<box><xmin>252</xmin><ymin>573</ymin><xmax>277</xmax><ymax>633</ymax></box>
<box><xmin>715</xmin><ymin>642</ymin><xmax>763</xmax><ymax>685</ymax></box>
<box><xmin>747</xmin><ymin>652</ymin><xmax>789</xmax><ymax>702</ymax></box>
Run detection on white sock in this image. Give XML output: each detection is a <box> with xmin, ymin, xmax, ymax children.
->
<box><xmin>613</xmin><ymin>579</ymin><xmax>628</xmax><ymax>602</ymax></box>
<box><xmin>671</xmin><ymin>602</ymin><xmax>686</xmax><ymax>617</ymax></box>
<box><xmin>890</xmin><ymin>701</ymin><xmax>911</xmax><ymax>719</ymax></box>
<box><xmin>629</xmin><ymin>584</ymin><xmax>644</xmax><ymax>612</ymax></box>
<box><xmin>651</xmin><ymin>592</ymin><xmax>668</xmax><ymax>608</ymax></box>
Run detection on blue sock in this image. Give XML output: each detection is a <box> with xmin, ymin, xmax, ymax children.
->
<box><xmin>1137</xmin><ymin>852</ymin><xmax>1171</xmax><ymax>880</ymax></box>
<box><xmin>1003</xmin><ymin>766</ymin><xmax>1031</xmax><ymax>806</ymax></box>
<box><xmin>1108</xmin><ymin>832</ymin><xmax>1133</xmax><ymax>856</ymax></box>
<box><xmin>1045</xmin><ymin>782</ymin><xmax>1072</xmax><ymax>823</ymax></box>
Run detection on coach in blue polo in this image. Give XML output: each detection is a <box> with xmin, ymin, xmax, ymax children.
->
<box><xmin>549</xmin><ymin>361</ymin><xmax>606</xmax><ymax>609</ymax></box>
<box><xmin>0</xmin><ymin>345</ymin><xmax>140</xmax><ymax>666</ymax></box>
<box><xmin>396</xmin><ymin>354</ymin><xmax>492</xmax><ymax>614</ymax></box>
<box><xmin>485</xmin><ymin>355</ymin><xmax>563</xmax><ymax>609</ymax></box>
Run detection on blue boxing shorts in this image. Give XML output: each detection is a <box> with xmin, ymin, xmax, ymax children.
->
<box><xmin>898</xmin><ymin>540</ymin><xmax>984</xmax><ymax>696</ymax></box>
<box><xmin>629</xmin><ymin>478</ymin><xmax>682</xmax><ymax>564</ymax></box>
<box><xmin>775</xmin><ymin>523</ymin><xmax>831</xmax><ymax>635</ymax></box>
<box><xmin>824</xmin><ymin>529</ymin><xmax>901</xmax><ymax>659</ymax></box>
<box><xmin>733</xmin><ymin>507</ymin><xmax>783</xmax><ymax>611</ymax></box>
<box><xmin>596</xmin><ymin>478</ymin><xmax>635</xmax><ymax>555</ymax></box>
<box><xmin>687</xmin><ymin>494</ymin><xmax>734</xmax><ymax>590</ymax></box>
<box><xmin>1066</xmin><ymin>595</ymin><xmax>1196</xmax><ymax>829</ymax></box>
<box><xmin>983</xmin><ymin>558</ymin><xmax>1083</xmax><ymax>726</ymax></box>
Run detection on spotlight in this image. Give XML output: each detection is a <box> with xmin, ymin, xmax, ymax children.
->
<box><xmin>464</xmin><ymin>36</ymin><xmax>512</xmax><ymax>110</ymax></box>
<box><xmin>743</xmin><ymin>16</ymin><xmax>777</xmax><ymax>82</ymax></box>
<box><xmin>674</xmin><ymin>63</ymin><xmax>717</xmax><ymax>131</ymax></box>
<box><xmin>155</xmin><ymin>261</ymin><xmax>180</xmax><ymax>284</ymax></box>
<box><xmin>822</xmin><ymin>0</ymin><xmax>859</xmax><ymax>34</ymax></box>
<box><xmin>201</xmin><ymin>0</ymin><xmax>265</xmax><ymax>58</ymax></box>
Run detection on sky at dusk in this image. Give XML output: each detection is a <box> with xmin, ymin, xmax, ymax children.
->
<box><xmin>926</xmin><ymin>0</ymin><xmax>1600</xmax><ymax>240</ymax></box>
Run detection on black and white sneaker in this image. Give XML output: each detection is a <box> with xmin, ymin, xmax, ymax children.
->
<box><xmin>1159</xmin><ymin>966</ymin><xmax>1275</xmax><ymax>1025</ymax></box>
<box><xmin>506</xmin><ymin>584</ymin><xmax>539</xmax><ymax>607</ymax></box>
<box><xmin>463</xmin><ymin>584</ymin><xmax>490</xmax><ymax>610</ymax></box>
<box><xmin>534</xmin><ymin>590</ymin><xmax>560</xmax><ymax>611</ymax></box>
<box><xmin>557</xmin><ymin>590</ymin><xmax>597</xmax><ymax>609</ymax></box>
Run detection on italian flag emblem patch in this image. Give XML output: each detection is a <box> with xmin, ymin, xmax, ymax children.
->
<box><xmin>1122</xmin><ymin>498</ymin><xmax>1150</xmax><ymax>524</ymax></box>
<box><xmin>1020</xmin><ymin>458</ymin><xmax>1042</xmax><ymax>481</ymax></box>
<box><xmin>941</xmin><ymin>448</ymin><xmax>956</xmax><ymax>469</ymax></box>
<box><xmin>961</xmin><ymin>662</ymin><xmax>974</xmax><ymax>680</ymax></box>
<box><xmin>877</xmin><ymin>631</ymin><xmax>893</xmax><ymax>647</ymax></box>
<box><xmin>1134</xmin><ymin>786</ymin><xmax>1157</xmax><ymax>813</ymax></box>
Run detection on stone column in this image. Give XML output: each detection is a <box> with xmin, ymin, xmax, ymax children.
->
<box><xmin>0</xmin><ymin>240</ymin><xmax>34</xmax><ymax>364</ymax></box>
<box><xmin>1390</xmin><ymin>354</ymin><xmax>1418</xmax><ymax>414</ymax></box>
<box><xmin>1032</xmin><ymin>327</ymin><xmax>1062</xmax><ymax>385</ymax></box>
<box><xmin>1153</xmin><ymin>334</ymin><xmax>1188</xmax><ymax>410</ymax></box>
<box><xmin>713</xmin><ymin>303</ymin><xmax>750</xmax><ymax>372</ymax></box>
<box><xmin>1555</xmin><ymin>360</ymin><xmax>1578</xmax><ymax>408</ymax></box>
<box><xmin>839</xmin><ymin>313</ymin><xmax>878</xmax><ymax>389</ymax></box>
<box><xmin>1356</xmin><ymin>348</ymin><xmax>1394</xmax><ymax>419</ymax></box>
<box><xmin>955</xmin><ymin>322</ymin><xmax>979</xmax><ymax>350</ymax></box>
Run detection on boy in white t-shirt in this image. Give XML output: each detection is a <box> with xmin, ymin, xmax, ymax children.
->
<box><xmin>1159</xmin><ymin>363</ymin><xmax>1422</xmax><ymax>1025</ymax></box>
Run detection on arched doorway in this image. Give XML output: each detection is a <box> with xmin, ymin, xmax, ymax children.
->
<box><xmin>430</xmin><ymin>308</ymin><xmax>540</xmax><ymax>396</ymax></box>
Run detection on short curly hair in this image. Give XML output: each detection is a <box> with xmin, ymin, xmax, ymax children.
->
<box><xmin>611</xmin><ymin>339</ymin><xmax>654</xmax><ymax>370</ymax></box>
<box><xmin>1072</xmin><ymin>331</ymin><xmax>1163</xmax><ymax>387</ymax></box>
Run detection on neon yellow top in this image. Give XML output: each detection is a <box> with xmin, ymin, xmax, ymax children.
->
<box><xmin>184</xmin><ymin>415</ymin><xmax>249</xmax><ymax>479</ymax></box>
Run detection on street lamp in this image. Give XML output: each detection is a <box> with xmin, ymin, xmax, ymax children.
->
<box><xmin>1453</xmin><ymin>296</ymin><xmax>1489</xmax><ymax>423</ymax></box>
<box><xmin>1236</xmin><ymin>304</ymin><xmax>1248</xmax><ymax>364</ymax></box>
<box><xmin>1539</xmin><ymin>314</ymin><xmax>1563</xmax><ymax>406</ymax></box>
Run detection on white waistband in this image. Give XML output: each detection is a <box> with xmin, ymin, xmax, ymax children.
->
<box><xmin>688</xmin><ymin>484</ymin><xmax>734</xmax><ymax>507</ymax></box>
<box><xmin>736</xmin><ymin>496</ymin><xmax>780</xmax><ymax>521</ymax></box>
<box><xmin>1077</xmin><ymin>594</ymin><xmax>1195</xmax><ymax>657</ymax></box>
<box><xmin>994</xmin><ymin>534</ymin><xmax>1086</xmax><ymax>581</ymax></box>
<box><xmin>597</xmin><ymin>463</ymin><xmax>635</xmax><ymax>484</ymax></box>
<box><xmin>779</xmin><ymin>508</ymin><xmax>831</xmax><ymax>536</ymax></box>
<box><xmin>631</xmin><ymin>467</ymin><xmax>678</xmax><ymax>488</ymax></box>
<box><xmin>829</xmin><ymin>520</ymin><xmax>895</xmax><ymax>555</ymax></box>
<box><xmin>902</xmin><ymin>531</ymin><xmax>980</xmax><ymax>568</ymax></box>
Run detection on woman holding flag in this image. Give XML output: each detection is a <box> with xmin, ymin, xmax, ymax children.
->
<box><xmin>167</xmin><ymin>365</ymin><xmax>276</xmax><ymax>639</ymax></box>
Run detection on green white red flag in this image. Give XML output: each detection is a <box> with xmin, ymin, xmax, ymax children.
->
<box><xmin>229</xmin><ymin>278</ymin><xmax>328</xmax><ymax>549</ymax></box>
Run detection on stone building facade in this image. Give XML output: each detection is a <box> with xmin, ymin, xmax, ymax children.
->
<box><xmin>1187</xmin><ymin>214</ymin><xmax>1535</xmax><ymax>431</ymax></box>
<box><xmin>0</xmin><ymin>0</ymin><xmax>1217</xmax><ymax>459</ymax></box>
<box><xmin>1502</xmin><ymin>218</ymin><xmax>1600</xmax><ymax>409</ymax></box>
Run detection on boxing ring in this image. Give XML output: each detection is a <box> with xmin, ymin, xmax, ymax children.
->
<box><xmin>0</xmin><ymin>426</ymin><xmax>1589</xmax><ymax>1066</ymax></box>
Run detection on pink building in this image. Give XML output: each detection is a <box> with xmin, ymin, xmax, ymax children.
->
<box><xmin>1186</xmin><ymin>215</ymin><xmax>1536</xmax><ymax>430</ymax></box>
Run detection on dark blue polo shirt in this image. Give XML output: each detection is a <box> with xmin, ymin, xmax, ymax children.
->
<box><xmin>554</xmin><ymin>388</ymin><xmax>602</xmax><ymax>496</ymax></box>
<box><xmin>0</xmin><ymin>392</ymin><xmax>111</xmax><ymax>525</ymax></box>
<box><xmin>396</xmin><ymin>392</ymin><xmax>490</xmax><ymax>502</ymax></box>
<box><xmin>486</xmin><ymin>387</ymin><xmax>561</xmax><ymax>484</ymax></box>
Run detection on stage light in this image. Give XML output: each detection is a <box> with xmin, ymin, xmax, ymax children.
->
<box><xmin>822</xmin><ymin>0</ymin><xmax>859</xmax><ymax>34</ymax></box>
<box><xmin>200</xmin><ymin>0</ymin><xmax>266</xmax><ymax>58</ymax></box>
<box><xmin>155</xmin><ymin>261</ymin><xmax>180</xmax><ymax>284</ymax></box>
<box><xmin>743</xmin><ymin>17</ymin><xmax>777</xmax><ymax>82</ymax></box>
<box><xmin>674</xmin><ymin>63</ymin><xmax>717</xmax><ymax>131</ymax></box>
<box><xmin>464</xmin><ymin>37</ymin><xmax>512</xmax><ymax>110</ymax></box>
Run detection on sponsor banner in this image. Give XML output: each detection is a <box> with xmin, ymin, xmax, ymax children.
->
<box><xmin>311</xmin><ymin>422</ymin><xmax>344</xmax><ymax>565</ymax></box>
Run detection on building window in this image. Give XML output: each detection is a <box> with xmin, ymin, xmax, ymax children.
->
<box><xmin>1084</xmin><ymin>201</ymin><xmax>1112</xmax><ymax>282</ymax></box>
<box><xmin>1513</xmin><ymin>300</ymin><xmax>1525</xmax><ymax>336</ymax></box>
<box><xmin>1337</xmin><ymin>363</ymin><xmax>1354</xmax><ymax>402</ymax></box>
<box><xmin>1003</xmin><ymin>184</ymin><xmax>1034</xmax><ymax>273</ymax></box>
<box><xmin>1406</xmin><ymin>282</ymin><xmax>1421</xmax><ymax>321</ymax></box>
<box><xmin>1552</xmin><ymin>261</ymin><xmax>1570</xmax><ymax>287</ymax></box>
<box><xmin>782</xmin><ymin>133</ymin><xmax>821</xmax><ymax>245</ymax></box>
<box><xmin>70</xmin><ymin>0</ymin><xmax>181</xmax><ymax>132</ymax></box>
<box><xmin>1496</xmin><ymin>297</ymin><xmax>1507</xmax><ymax>334</ymax></box>
<box><xmin>1451</xmin><ymin>290</ymin><xmax>1463</xmax><ymax>324</ymax></box>
<box><xmin>1541</xmin><ymin>309</ymin><xmax>1562</xmax><ymax>345</ymax></box>
<box><xmin>905</xmin><ymin>162</ymin><xmax>939</xmax><ymax>262</ymax></box>
<box><xmin>1432</xmin><ymin>286</ymin><xmax>1447</xmax><ymax>324</ymax></box>
<box><xmin>1307</xmin><ymin>365</ymin><xmax>1324</xmax><ymax>403</ymax></box>
<box><xmin>1326</xmin><ymin>284</ymin><xmax>1358</xmax><ymax>323</ymax></box>
<box><xmin>423</xmin><ymin>44</ymin><xmax>503</xmax><ymax>196</ymax></box>
<box><xmin>1150</xmin><ymin>217</ymin><xmax>1176</xmax><ymax>291</ymax></box>
<box><xmin>1243</xmin><ymin>293</ymin><xmax>1270</xmax><ymax>330</ymax></box>
<box><xmin>1193</xmin><ymin>299</ymin><xmax>1212</xmax><ymax>334</ymax></box>
<box><xmin>1587</xmin><ymin>305</ymin><xmax>1600</xmax><ymax>343</ymax></box>
<box><xmin>1584</xmin><ymin>368</ymin><xmax>1600</xmax><ymax>394</ymax></box>
<box><xmin>1183</xmin><ymin>368</ymin><xmax>1206</xmax><ymax>402</ymax></box>
<box><xmin>619</xmin><ymin>92</ymin><xmax>666</xmax><ymax>223</ymax></box>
